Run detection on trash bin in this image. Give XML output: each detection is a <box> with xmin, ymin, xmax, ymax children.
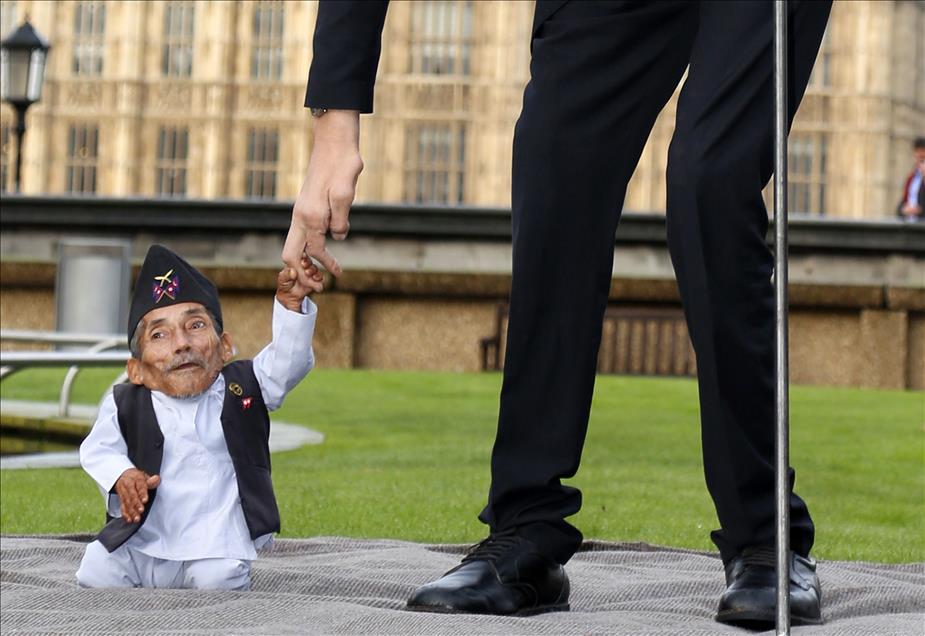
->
<box><xmin>55</xmin><ymin>239</ymin><xmax>131</xmax><ymax>348</ymax></box>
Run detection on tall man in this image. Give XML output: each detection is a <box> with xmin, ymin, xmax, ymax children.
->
<box><xmin>284</xmin><ymin>0</ymin><xmax>831</xmax><ymax>627</ymax></box>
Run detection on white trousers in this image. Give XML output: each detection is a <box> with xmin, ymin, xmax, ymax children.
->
<box><xmin>76</xmin><ymin>540</ymin><xmax>252</xmax><ymax>590</ymax></box>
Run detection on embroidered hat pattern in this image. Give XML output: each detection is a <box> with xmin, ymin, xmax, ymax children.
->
<box><xmin>127</xmin><ymin>244</ymin><xmax>223</xmax><ymax>348</ymax></box>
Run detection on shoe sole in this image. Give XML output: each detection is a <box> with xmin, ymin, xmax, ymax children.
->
<box><xmin>406</xmin><ymin>602</ymin><xmax>570</xmax><ymax>617</ymax></box>
<box><xmin>715</xmin><ymin>607</ymin><xmax>824</xmax><ymax>628</ymax></box>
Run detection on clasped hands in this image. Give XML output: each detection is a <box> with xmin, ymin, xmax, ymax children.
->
<box><xmin>282</xmin><ymin>109</ymin><xmax>362</xmax><ymax>291</ymax></box>
<box><xmin>276</xmin><ymin>256</ymin><xmax>324</xmax><ymax>312</ymax></box>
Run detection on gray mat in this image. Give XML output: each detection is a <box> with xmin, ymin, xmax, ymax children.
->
<box><xmin>1</xmin><ymin>535</ymin><xmax>922</xmax><ymax>635</ymax></box>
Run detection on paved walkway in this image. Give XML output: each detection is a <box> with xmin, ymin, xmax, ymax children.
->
<box><xmin>0</xmin><ymin>399</ymin><xmax>323</xmax><ymax>470</ymax></box>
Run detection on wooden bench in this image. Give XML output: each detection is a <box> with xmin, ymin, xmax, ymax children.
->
<box><xmin>481</xmin><ymin>304</ymin><xmax>696</xmax><ymax>377</ymax></box>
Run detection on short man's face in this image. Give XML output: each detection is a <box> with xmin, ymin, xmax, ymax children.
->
<box><xmin>127</xmin><ymin>302</ymin><xmax>232</xmax><ymax>398</ymax></box>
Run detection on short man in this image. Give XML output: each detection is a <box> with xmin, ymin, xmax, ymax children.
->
<box><xmin>286</xmin><ymin>0</ymin><xmax>829</xmax><ymax>627</ymax></box>
<box><xmin>897</xmin><ymin>137</ymin><xmax>925</xmax><ymax>222</ymax></box>
<box><xmin>76</xmin><ymin>244</ymin><xmax>321</xmax><ymax>590</ymax></box>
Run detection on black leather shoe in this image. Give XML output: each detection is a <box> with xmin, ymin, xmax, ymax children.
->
<box><xmin>406</xmin><ymin>531</ymin><xmax>570</xmax><ymax>615</ymax></box>
<box><xmin>715</xmin><ymin>546</ymin><xmax>823</xmax><ymax>627</ymax></box>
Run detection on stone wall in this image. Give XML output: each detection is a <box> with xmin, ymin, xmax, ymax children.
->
<box><xmin>2</xmin><ymin>200</ymin><xmax>921</xmax><ymax>389</ymax></box>
<box><xmin>2</xmin><ymin>259</ymin><xmax>922</xmax><ymax>390</ymax></box>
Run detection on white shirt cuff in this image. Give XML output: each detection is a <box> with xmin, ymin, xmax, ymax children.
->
<box><xmin>274</xmin><ymin>296</ymin><xmax>317</xmax><ymax>318</ymax></box>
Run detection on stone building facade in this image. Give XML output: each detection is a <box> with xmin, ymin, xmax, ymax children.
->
<box><xmin>1</xmin><ymin>0</ymin><xmax>923</xmax><ymax>219</ymax></box>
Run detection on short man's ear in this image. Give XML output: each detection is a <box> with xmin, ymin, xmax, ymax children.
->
<box><xmin>126</xmin><ymin>358</ymin><xmax>144</xmax><ymax>385</ymax></box>
<box><xmin>220</xmin><ymin>332</ymin><xmax>234</xmax><ymax>362</ymax></box>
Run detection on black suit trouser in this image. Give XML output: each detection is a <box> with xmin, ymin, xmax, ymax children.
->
<box><xmin>478</xmin><ymin>0</ymin><xmax>831</xmax><ymax>565</ymax></box>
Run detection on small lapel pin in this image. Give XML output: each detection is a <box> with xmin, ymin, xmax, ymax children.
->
<box><xmin>241</xmin><ymin>396</ymin><xmax>253</xmax><ymax>410</ymax></box>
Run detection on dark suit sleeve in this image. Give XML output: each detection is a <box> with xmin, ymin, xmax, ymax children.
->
<box><xmin>305</xmin><ymin>0</ymin><xmax>389</xmax><ymax>114</ymax></box>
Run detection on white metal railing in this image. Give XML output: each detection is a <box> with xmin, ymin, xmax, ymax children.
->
<box><xmin>0</xmin><ymin>330</ymin><xmax>125</xmax><ymax>345</ymax></box>
<box><xmin>0</xmin><ymin>330</ymin><xmax>129</xmax><ymax>417</ymax></box>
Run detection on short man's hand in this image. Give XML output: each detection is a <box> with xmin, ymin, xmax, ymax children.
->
<box><xmin>114</xmin><ymin>468</ymin><xmax>160</xmax><ymax>524</ymax></box>
<box><xmin>276</xmin><ymin>256</ymin><xmax>324</xmax><ymax>311</ymax></box>
<box><xmin>901</xmin><ymin>203</ymin><xmax>922</xmax><ymax>217</ymax></box>
<box><xmin>283</xmin><ymin>109</ymin><xmax>363</xmax><ymax>290</ymax></box>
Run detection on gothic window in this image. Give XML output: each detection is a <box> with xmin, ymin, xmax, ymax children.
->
<box><xmin>788</xmin><ymin>134</ymin><xmax>828</xmax><ymax>215</ymax></box>
<box><xmin>66</xmin><ymin>124</ymin><xmax>99</xmax><ymax>194</ymax></box>
<box><xmin>403</xmin><ymin>123</ymin><xmax>466</xmax><ymax>204</ymax></box>
<box><xmin>245</xmin><ymin>128</ymin><xmax>279</xmax><ymax>199</ymax></box>
<box><xmin>251</xmin><ymin>1</ymin><xmax>284</xmax><ymax>80</ymax></box>
<box><xmin>73</xmin><ymin>1</ymin><xmax>106</xmax><ymax>76</ymax></box>
<box><xmin>409</xmin><ymin>1</ymin><xmax>474</xmax><ymax>76</ymax></box>
<box><xmin>162</xmin><ymin>2</ymin><xmax>195</xmax><ymax>78</ymax></box>
<box><xmin>155</xmin><ymin>126</ymin><xmax>189</xmax><ymax>196</ymax></box>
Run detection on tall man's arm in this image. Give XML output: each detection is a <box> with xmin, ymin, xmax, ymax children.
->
<box><xmin>283</xmin><ymin>0</ymin><xmax>390</xmax><ymax>287</ymax></box>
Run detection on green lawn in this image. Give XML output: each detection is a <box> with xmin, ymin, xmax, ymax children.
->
<box><xmin>1</xmin><ymin>367</ymin><xmax>923</xmax><ymax>563</ymax></box>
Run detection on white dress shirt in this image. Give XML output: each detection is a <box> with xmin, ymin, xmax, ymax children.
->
<box><xmin>906</xmin><ymin>171</ymin><xmax>922</xmax><ymax>207</ymax></box>
<box><xmin>80</xmin><ymin>298</ymin><xmax>316</xmax><ymax>561</ymax></box>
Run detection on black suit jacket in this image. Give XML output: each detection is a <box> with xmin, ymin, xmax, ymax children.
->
<box><xmin>305</xmin><ymin>0</ymin><xmax>568</xmax><ymax>113</ymax></box>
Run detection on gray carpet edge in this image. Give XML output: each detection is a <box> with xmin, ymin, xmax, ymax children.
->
<box><xmin>2</xmin><ymin>535</ymin><xmax>923</xmax><ymax>636</ymax></box>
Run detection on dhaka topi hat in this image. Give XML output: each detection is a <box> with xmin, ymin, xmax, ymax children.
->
<box><xmin>127</xmin><ymin>244</ymin><xmax>223</xmax><ymax>348</ymax></box>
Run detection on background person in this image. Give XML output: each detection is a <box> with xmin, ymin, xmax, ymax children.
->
<box><xmin>897</xmin><ymin>137</ymin><xmax>925</xmax><ymax>222</ymax></box>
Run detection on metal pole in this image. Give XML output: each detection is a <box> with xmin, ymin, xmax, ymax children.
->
<box><xmin>12</xmin><ymin>102</ymin><xmax>28</xmax><ymax>192</ymax></box>
<box><xmin>773</xmin><ymin>1</ymin><xmax>790</xmax><ymax>635</ymax></box>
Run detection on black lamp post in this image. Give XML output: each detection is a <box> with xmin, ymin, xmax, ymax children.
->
<box><xmin>1</xmin><ymin>19</ymin><xmax>50</xmax><ymax>192</ymax></box>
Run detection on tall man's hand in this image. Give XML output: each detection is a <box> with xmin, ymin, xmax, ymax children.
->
<box><xmin>283</xmin><ymin>109</ymin><xmax>363</xmax><ymax>290</ymax></box>
<box><xmin>114</xmin><ymin>467</ymin><xmax>160</xmax><ymax>523</ymax></box>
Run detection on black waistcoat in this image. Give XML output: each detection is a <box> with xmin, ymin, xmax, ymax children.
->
<box><xmin>96</xmin><ymin>360</ymin><xmax>280</xmax><ymax>552</ymax></box>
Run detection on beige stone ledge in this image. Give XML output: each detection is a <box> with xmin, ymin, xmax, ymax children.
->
<box><xmin>886</xmin><ymin>287</ymin><xmax>925</xmax><ymax>311</ymax></box>
<box><xmin>2</xmin><ymin>260</ymin><xmax>912</xmax><ymax>311</ymax></box>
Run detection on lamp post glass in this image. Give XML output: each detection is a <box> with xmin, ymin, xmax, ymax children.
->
<box><xmin>0</xmin><ymin>47</ymin><xmax>46</xmax><ymax>102</ymax></box>
<box><xmin>0</xmin><ymin>19</ymin><xmax>51</xmax><ymax>191</ymax></box>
